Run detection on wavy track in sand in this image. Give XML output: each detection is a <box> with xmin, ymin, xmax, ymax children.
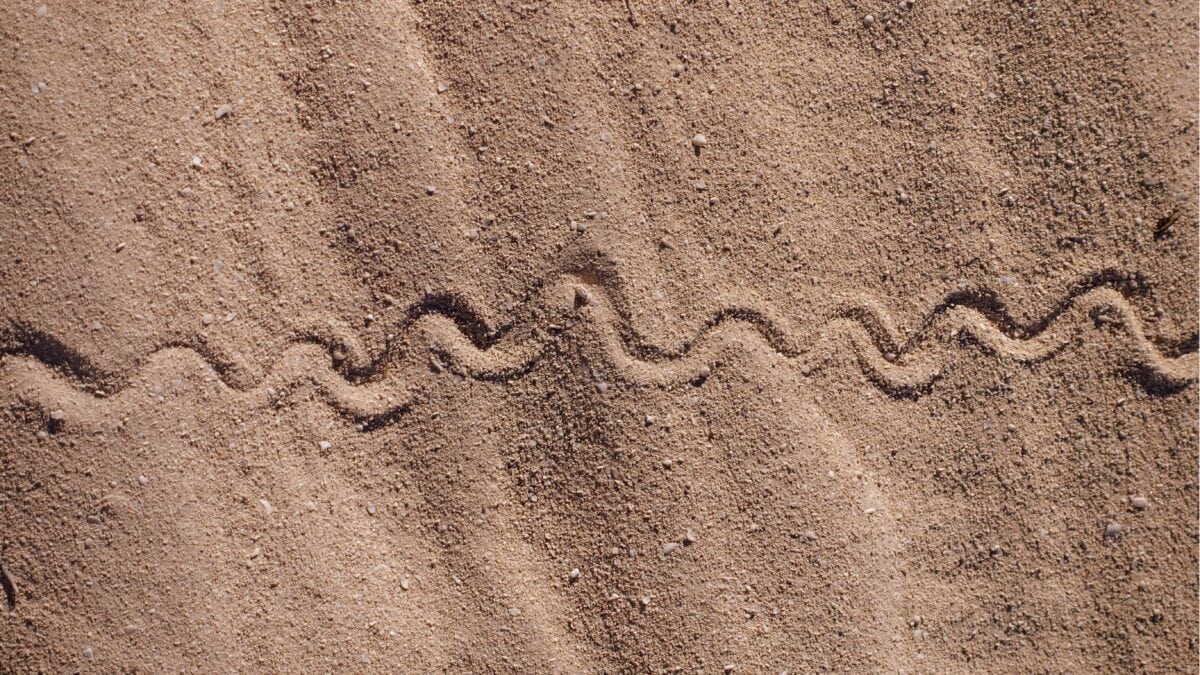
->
<box><xmin>1</xmin><ymin>272</ymin><xmax>1195</xmax><ymax>431</ymax></box>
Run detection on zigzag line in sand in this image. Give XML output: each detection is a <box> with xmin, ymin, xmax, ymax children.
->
<box><xmin>1</xmin><ymin>273</ymin><xmax>1195</xmax><ymax>431</ymax></box>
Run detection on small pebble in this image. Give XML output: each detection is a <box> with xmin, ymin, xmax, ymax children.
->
<box><xmin>508</xmin><ymin>607</ymin><xmax>521</xmax><ymax>617</ymax></box>
<box><xmin>215</xmin><ymin>104</ymin><xmax>232</xmax><ymax>119</ymax></box>
<box><xmin>137</xmin><ymin>475</ymin><xmax>148</xmax><ymax>485</ymax></box>
<box><xmin>1130</xmin><ymin>496</ymin><xmax>1150</xmax><ymax>511</ymax></box>
<box><xmin>400</xmin><ymin>577</ymin><xmax>411</xmax><ymax>590</ymax></box>
<box><xmin>644</xmin><ymin>415</ymin><xmax>655</xmax><ymax>426</ymax></box>
<box><xmin>640</xmin><ymin>595</ymin><xmax>651</xmax><ymax>606</ymax></box>
<box><xmin>82</xmin><ymin>646</ymin><xmax>94</xmax><ymax>660</ymax></box>
<box><xmin>684</xmin><ymin>529</ymin><xmax>697</xmax><ymax>544</ymax></box>
<box><xmin>258</xmin><ymin>498</ymin><xmax>274</xmax><ymax>516</ymax></box>
<box><xmin>803</xmin><ymin>530</ymin><xmax>818</xmax><ymax>541</ymax></box>
<box><xmin>863</xmin><ymin>14</ymin><xmax>875</xmax><ymax>27</ymax></box>
<box><xmin>366</xmin><ymin>502</ymin><xmax>376</xmax><ymax>516</ymax></box>
<box><xmin>190</xmin><ymin>155</ymin><xmax>203</xmax><ymax>168</ymax></box>
<box><xmin>318</xmin><ymin>440</ymin><xmax>332</xmax><ymax>451</ymax></box>
<box><xmin>1104</xmin><ymin>520</ymin><xmax>1122</xmax><ymax>540</ymax></box>
<box><xmin>50</xmin><ymin>409</ymin><xmax>65</xmax><ymax>421</ymax></box>
<box><xmin>569</xmin><ymin>568</ymin><xmax>581</xmax><ymax>581</ymax></box>
<box><xmin>35</xmin><ymin>4</ymin><xmax>47</xmax><ymax>17</ymax></box>
<box><xmin>574</xmin><ymin>286</ymin><xmax>593</xmax><ymax>306</ymax></box>
<box><xmin>201</xmin><ymin>313</ymin><xmax>214</xmax><ymax>325</ymax></box>
<box><xmin>661</xmin><ymin>542</ymin><xmax>680</xmax><ymax>556</ymax></box>
<box><xmin>425</xmin><ymin>185</ymin><xmax>436</xmax><ymax>195</ymax></box>
<box><xmin>595</xmin><ymin>381</ymin><xmax>609</xmax><ymax>394</ymax></box>
<box><xmin>86</xmin><ymin>515</ymin><xmax>102</xmax><ymax>525</ymax></box>
<box><xmin>691</xmin><ymin>133</ymin><xmax>707</xmax><ymax>148</ymax></box>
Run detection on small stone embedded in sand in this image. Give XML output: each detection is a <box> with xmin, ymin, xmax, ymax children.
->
<box><xmin>684</xmin><ymin>529</ymin><xmax>697</xmax><ymax>544</ymax></box>
<box><xmin>691</xmin><ymin>133</ymin><xmax>707</xmax><ymax>148</ymax></box>
<box><xmin>215</xmin><ymin>104</ymin><xmax>232</xmax><ymax>119</ymax></box>
<box><xmin>640</xmin><ymin>595</ymin><xmax>651</xmax><ymax>606</ymax></box>
<box><xmin>1104</xmin><ymin>520</ymin><xmax>1122</xmax><ymax>540</ymax></box>
<box><xmin>50</xmin><ymin>409</ymin><xmax>65</xmax><ymax>421</ymax></box>
<box><xmin>258</xmin><ymin>498</ymin><xmax>274</xmax><ymax>516</ymax></box>
<box><xmin>1131</xmin><ymin>496</ymin><xmax>1150</xmax><ymax>511</ymax></box>
<box><xmin>35</xmin><ymin>430</ymin><xmax>48</xmax><ymax>440</ymax></box>
<box><xmin>508</xmin><ymin>607</ymin><xmax>521</xmax><ymax>617</ymax></box>
<box><xmin>366</xmin><ymin>502</ymin><xmax>376</xmax><ymax>515</ymax></box>
<box><xmin>190</xmin><ymin>155</ymin><xmax>203</xmax><ymax>168</ymax></box>
<box><xmin>661</xmin><ymin>542</ymin><xmax>680</xmax><ymax>556</ymax></box>
<box><xmin>201</xmin><ymin>313</ymin><xmax>214</xmax><ymax>325</ymax></box>
<box><xmin>574</xmin><ymin>286</ymin><xmax>593</xmax><ymax>306</ymax></box>
<box><xmin>35</xmin><ymin>4</ymin><xmax>47</xmax><ymax>16</ymax></box>
<box><xmin>82</xmin><ymin>646</ymin><xmax>94</xmax><ymax>660</ymax></box>
<box><xmin>400</xmin><ymin>577</ymin><xmax>411</xmax><ymax>590</ymax></box>
<box><xmin>644</xmin><ymin>415</ymin><xmax>655</xmax><ymax>426</ymax></box>
<box><xmin>863</xmin><ymin>14</ymin><xmax>875</xmax><ymax>27</ymax></box>
<box><xmin>318</xmin><ymin>440</ymin><xmax>332</xmax><ymax>451</ymax></box>
<box><xmin>569</xmin><ymin>568</ymin><xmax>581</xmax><ymax>581</ymax></box>
<box><xmin>425</xmin><ymin>185</ymin><xmax>436</xmax><ymax>195</ymax></box>
<box><xmin>803</xmin><ymin>529</ymin><xmax>818</xmax><ymax>541</ymax></box>
<box><xmin>595</xmin><ymin>381</ymin><xmax>609</xmax><ymax>394</ymax></box>
<box><xmin>86</xmin><ymin>515</ymin><xmax>102</xmax><ymax>525</ymax></box>
<box><xmin>138</xmin><ymin>475</ymin><xmax>148</xmax><ymax>485</ymax></box>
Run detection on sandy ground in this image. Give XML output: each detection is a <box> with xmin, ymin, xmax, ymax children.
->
<box><xmin>1</xmin><ymin>0</ymin><xmax>1197</xmax><ymax>672</ymax></box>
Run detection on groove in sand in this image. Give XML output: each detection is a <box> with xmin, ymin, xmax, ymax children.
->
<box><xmin>2</xmin><ymin>272</ymin><xmax>1195</xmax><ymax>430</ymax></box>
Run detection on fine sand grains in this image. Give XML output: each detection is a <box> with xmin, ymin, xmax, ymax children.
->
<box><xmin>0</xmin><ymin>0</ymin><xmax>1196</xmax><ymax>672</ymax></box>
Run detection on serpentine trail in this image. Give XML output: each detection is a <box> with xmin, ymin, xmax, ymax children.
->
<box><xmin>1</xmin><ymin>270</ymin><xmax>1195</xmax><ymax>431</ymax></box>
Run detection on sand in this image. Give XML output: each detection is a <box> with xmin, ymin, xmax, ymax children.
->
<box><xmin>1</xmin><ymin>0</ymin><xmax>1197</xmax><ymax>672</ymax></box>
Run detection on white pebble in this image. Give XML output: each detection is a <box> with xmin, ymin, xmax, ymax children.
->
<box><xmin>691</xmin><ymin>133</ymin><xmax>707</xmax><ymax>148</ymax></box>
<box><xmin>1104</xmin><ymin>520</ymin><xmax>1122</xmax><ymax>540</ymax></box>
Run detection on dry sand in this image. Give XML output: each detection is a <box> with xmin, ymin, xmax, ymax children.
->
<box><xmin>1</xmin><ymin>0</ymin><xmax>1198</xmax><ymax>672</ymax></box>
